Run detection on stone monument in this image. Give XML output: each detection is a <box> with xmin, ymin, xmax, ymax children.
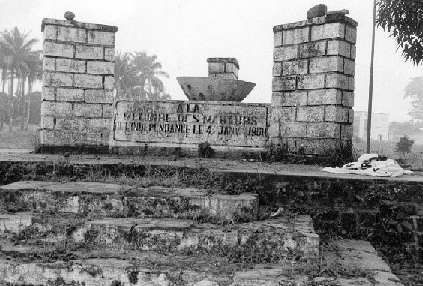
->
<box><xmin>39</xmin><ymin>12</ymin><xmax>118</xmax><ymax>151</ymax></box>
<box><xmin>270</xmin><ymin>5</ymin><xmax>357</xmax><ymax>156</ymax></box>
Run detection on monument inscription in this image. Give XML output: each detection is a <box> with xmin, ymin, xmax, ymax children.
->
<box><xmin>114</xmin><ymin>101</ymin><xmax>269</xmax><ymax>148</ymax></box>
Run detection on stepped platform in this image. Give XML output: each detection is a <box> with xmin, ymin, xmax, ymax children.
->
<box><xmin>0</xmin><ymin>150</ymin><xmax>418</xmax><ymax>285</ymax></box>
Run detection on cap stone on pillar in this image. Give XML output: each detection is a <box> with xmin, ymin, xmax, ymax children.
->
<box><xmin>207</xmin><ymin>57</ymin><xmax>239</xmax><ymax>79</ymax></box>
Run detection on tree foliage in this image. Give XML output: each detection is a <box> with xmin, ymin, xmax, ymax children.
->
<box><xmin>403</xmin><ymin>77</ymin><xmax>423</xmax><ymax>120</ymax></box>
<box><xmin>376</xmin><ymin>0</ymin><xmax>423</xmax><ymax>65</ymax></box>
<box><xmin>115</xmin><ymin>51</ymin><xmax>170</xmax><ymax>100</ymax></box>
<box><xmin>395</xmin><ymin>135</ymin><xmax>414</xmax><ymax>153</ymax></box>
<box><xmin>0</xmin><ymin>27</ymin><xmax>41</xmax><ymax>130</ymax></box>
<box><xmin>389</xmin><ymin>121</ymin><xmax>423</xmax><ymax>136</ymax></box>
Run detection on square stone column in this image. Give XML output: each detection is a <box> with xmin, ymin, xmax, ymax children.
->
<box><xmin>40</xmin><ymin>13</ymin><xmax>118</xmax><ymax>150</ymax></box>
<box><xmin>270</xmin><ymin>6</ymin><xmax>357</xmax><ymax>157</ymax></box>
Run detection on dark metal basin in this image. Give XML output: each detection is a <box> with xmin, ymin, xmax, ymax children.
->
<box><xmin>177</xmin><ymin>77</ymin><xmax>256</xmax><ymax>102</ymax></box>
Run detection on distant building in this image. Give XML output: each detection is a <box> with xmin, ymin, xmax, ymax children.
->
<box><xmin>353</xmin><ymin>111</ymin><xmax>389</xmax><ymax>141</ymax></box>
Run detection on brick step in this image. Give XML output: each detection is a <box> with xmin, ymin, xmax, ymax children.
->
<box><xmin>0</xmin><ymin>240</ymin><xmax>403</xmax><ymax>285</ymax></box>
<box><xmin>0</xmin><ymin>255</ymin><xmax>314</xmax><ymax>286</ymax></box>
<box><xmin>0</xmin><ymin>181</ymin><xmax>258</xmax><ymax>223</ymax></box>
<box><xmin>3</xmin><ymin>213</ymin><xmax>319</xmax><ymax>262</ymax></box>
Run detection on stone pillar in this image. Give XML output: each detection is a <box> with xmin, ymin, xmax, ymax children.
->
<box><xmin>207</xmin><ymin>58</ymin><xmax>239</xmax><ymax>79</ymax></box>
<box><xmin>270</xmin><ymin>6</ymin><xmax>357</xmax><ymax>157</ymax></box>
<box><xmin>40</xmin><ymin>12</ymin><xmax>118</xmax><ymax>150</ymax></box>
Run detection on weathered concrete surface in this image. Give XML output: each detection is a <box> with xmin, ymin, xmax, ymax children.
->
<box><xmin>0</xmin><ymin>240</ymin><xmax>403</xmax><ymax>285</ymax></box>
<box><xmin>0</xmin><ymin>256</ymin><xmax>311</xmax><ymax>286</ymax></box>
<box><xmin>75</xmin><ymin>215</ymin><xmax>319</xmax><ymax>259</ymax></box>
<box><xmin>0</xmin><ymin>181</ymin><xmax>258</xmax><ymax>222</ymax></box>
<box><xmin>0</xmin><ymin>213</ymin><xmax>32</xmax><ymax>235</ymax></box>
<box><xmin>315</xmin><ymin>240</ymin><xmax>404</xmax><ymax>286</ymax></box>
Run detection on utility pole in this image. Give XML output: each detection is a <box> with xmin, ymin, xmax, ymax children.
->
<box><xmin>367</xmin><ymin>0</ymin><xmax>377</xmax><ymax>153</ymax></box>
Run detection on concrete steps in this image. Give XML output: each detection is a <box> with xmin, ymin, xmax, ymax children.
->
<box><xmin>0</xmin><ymin>181</ymin><xmax>258</xmax><ymax>223</ymax></box>
<box><xmin>0</xmin><ymin>213</ymin><xmax>319</xmax><ymax>262</ymax></box>
<box><xmin>0</xmin><ymin>241</ymin><xmax>403</xmax><ymax>286</ymax></box>
<box><xmin>0</xmin><ymin>180</ymin><xmax>323</xmax><ymax>285</ymax></box>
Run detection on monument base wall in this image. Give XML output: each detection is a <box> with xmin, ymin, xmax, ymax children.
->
<box><xmin>109</xmin><ymin>100</ymin><xmax>270</xmax><ymax>157</ymax></box>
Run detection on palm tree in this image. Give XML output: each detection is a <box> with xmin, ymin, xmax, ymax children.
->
<box><xmin>25</xmin><ymin>51</ymin><xmax>42</xmax><ymax>129</ymax></box>
<box><xmin>131</xmin><ymin>52</ymin><xmax>169</xmax><ymax>100</ymax></box>
<box><xmin>114</xmin><ymin>51</ymin><xmax>170</xmax><ymax>100</ymax></box>
<box><xmin>0</xmin><ymin>27</ymin><xmax>38</xmax><ymax>131</ymax></box>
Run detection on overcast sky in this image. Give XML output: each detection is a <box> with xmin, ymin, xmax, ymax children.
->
<box><xmin>0</xmin><ymin>0</ymin><xmax>421</xmax><ymax>122</ymax></box>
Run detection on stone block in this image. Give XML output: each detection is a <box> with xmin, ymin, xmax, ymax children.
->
<box><xmin>87</xmin><ymin>31</ymin><xmax>115</xmax><ymax>45</ymax></box>
<box><xmin>208</xmin><ymin>62</ymin><xmax>224</xmax><ymax>74</ymax></box>
<box><xmin>345</xmin><ymin>26</ymin><xmax>357</xmax><ymax>43</ymax></box>
<box><xmin>309</xmin><ymin>56</ymin><xmax>343</xmax><ymax>73</ymax></box>
<box><xmin>104</xmin><ymin>48</ymin><xmax>115</xmax><ymax>61</ymax></box>
<box><xmin>324</xmin><ymin>106</ymin><xmax>350</xmax><ymax>122</ymax></box>
<box><xmin>85</xmin><ymin>90</ymin><xmax>114</xmax><ymax>104</ymax></box>
<box><xmin>297</xmin><ymin>106</ymin><xmax>325</xmax><ymax>122</ymax></box>
<box><xmin>41</xmin><ymin>101</ymin><xmax>72</xmax><ymax>117</ymax></box>
<box><xmin>104</xmin><ymin>76</ymin><xmax>115</xmax><ymax>89</ymax></box>
<box><xmin>351</xmin><ymin>45</ymin><xmax>356</xmax><ymax>59</ymax></box>
<box><xmin>297</xmin><ymin>74</ymin><xmax>325</xmax><ymax>90</ymax></box>
<box><xmin>282</xmin><ymin>60</ymin><xmax>308</xmax><ymax>75</ymax></box>
<box><xmin>273</xmin><ymin>62</ymin><xmax>282</xmax><ymax>77</ymax></box>
<box><xmin>271</xmin><ymin>107</ymin><xmax>296</xmax><ymax>122</ymax></box>
<box><xmin>57</xmin><ymin>26</ymin><xmax>87</xmax><ymax>43</ymax></box>
<box><xmin>43</xmin><ymin>41</ymin><xmax>74</xmax><ymax>58</ymax></box>
<box><xmin>56</xmin><ymin>88</ymin><xmax>84</xmax><ymax>102</ymax></box>
<box><xmin>41</xmin><ymin>130</ymin><xmax>103</xmax><ymax>146</ymax></box>
<box><xmin>225</xmin><ymin>62</ymin><xmax>238</xmax><ymax>73</ymax></box>
<box><xmin>327</xmin><ymin>40</ymin><xmax>350</xmax><ymax>57</ymax></box>
<box><xmin>307</xmin><ymin>122</ymin><xmax>340</xmax><ymax>138</ymax></box>
<box><xmin>342</xmin><ymin>92</ymin><xmax>354</xmax><ymax>107</ymax></box>
<box><xmin>87</xmin><ymin>61</ymin><xmax>114</xmax><ymax>75</ymax></box>
<box><xmin>311</xmin><ymin>16</ymin><xmax>326</xmax><ymax>25</ymax></box>
<box><xmin>89</xmin><ymin>118</ymin><xmax>111</xmax><ymax>130</ymax></box>
<box><xmin>307</xmin><ymin>4</ymin><xmax>327</xmax><ymax>19</ymax></box>
<box><xmin>299</xmin><ymin>41</ymin><xmax>326</xmax><ymax>58</ymax></box>
<box><xmin>274</xmin><ymin>31</ymin><xmax>283</xmax><ymax>47</ymax></box>
<box><xmin>283</xmin><ymin>27</ymin><xmax>309</xmax><ymax>45</ymax></box>
<box><xmin>274</xmin><ymin>46</ymin><xmax>298</xmax><ymax>61</ymax></box>
<box><xmin>41</xmin><ymin>116</ymin><xmax>55</xmax><ymax>130</ymax></box>
<box><xmin>272</xmin><ymin>91</ymin><xmax>307</xmax><ymax>107</ymax></box>
<box><xmin>341</xmin><ymin>124</ymin><xmax>353</xmax><ymax>140</ymax></box>
<box><xmin>43</xmin><ymin>25</ymin><xmax>57</xmax><ymax>40</ymax></box>
<box><xmin>308</xmin><ymin>89</ymin><xmax>342</xmax><ymax>105</ymax></box>
<box><xmin>311</xmin><ymin>23</ymin><xmax>345</xmax><ymax>41</ymax></box>
<box><xmin>268</xmin><ymin>124</ymin><xmax>279</xmax><ymax>138</ymax></box>
<box><xmin>43</xmin><ymin>72</ymin><xmax>73</xmax><ymax>87</ymax></box>
<box><xmin>272</xmin><ymin>76</ymin><xmax>297</xmax><ymax>91</ymax></box>
<box><xmin>74</xmin><ymin>74</ymin><xmax>103</xmax><ymax>88</ymax></box>
<box><xmin>280</xmin><ymin>122</ymin><xmax>307</xmax><ymax>137</ymax></box>
<box><xmin>295</xmin><ymin>138</ymin><xmax>340</xmax><ymax>155</ymax></box>
<box><xmin>344</xmin><ymin>59</ymin><xmax>355</xmax><ymax>75</ymax></box>
<box><xmin>55</xmin><ymin>118</ymin><xmax>87</xmax><ymax>131</ymax></box>
<box><xmin>42</xmin><ymin>87</ymin><xmax>55</xmax><ymax>101</ymax></box>
<box><xmin>43</xmin><ymin>57</ymin><xmax>55</xmax><ymax>71</ymax></box>
<box><xmin>349</xmin><ymin>76</ymin><xmax>355</xmax><ymax>91</ymax></box>
<box><xmin>73</xmin><ymin>103</ymin><xmax>103</xmax><ymax>117</ymax></box>
<box><xmin>56</xmin><ymin>58</ymin><xmax>86</xmax><ymax>73</ymax></box>
<box><xmin>209</xmin><ymin>73</ymin><xmax>237</xmax><ymax>80</ymax></box>
<box><xmin>102</xmin><ymin>104</ymin><xmax>114</xmax><ymax>118</ymax></box>
<box><xmin>348</xmin><ymin>109</ymin><xmax>354</xmax><ymax>123</ymax></box>
<box><xmin>75</xmin><ymin>45</ymin><xmax>103</xmax><ymax>59</ymax></box>
<box><xmin>325</xmin><ymin>73</ymin><xmax>349</xmax><ymax>90</ymax></box>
